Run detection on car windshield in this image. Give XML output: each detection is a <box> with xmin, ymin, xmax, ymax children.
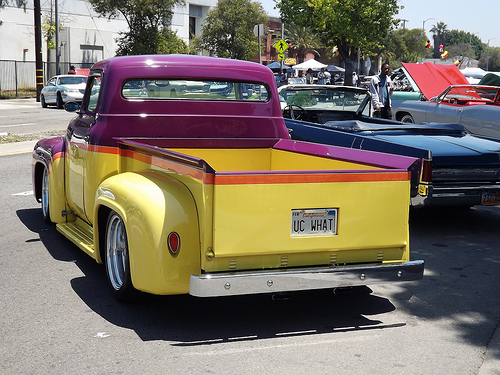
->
<box><xmin>122</xmin><ymin>79</ymin><xmax>270</xmax><ymax>102</ymax></box>
<box><xmin>279</xmin><ymin>87</ymin><xmax>369</xmax><ymax>111</ymax></box>
<box><xmin>59</xmin><ymin>76</ymin><xmax>87</xmax><ymax>85</ymax></box>
<box><xmin>444</xmin><ymin>86</ymin><xmax>500</xmax><ymax>102</ymax></box>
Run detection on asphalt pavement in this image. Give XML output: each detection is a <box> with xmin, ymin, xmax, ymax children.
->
<box><xmin>1</xmin><ymin>98</ymin><xmax>500</xmax><ymax>373</ymax></box>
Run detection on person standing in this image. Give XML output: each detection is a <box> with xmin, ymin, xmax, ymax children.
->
<box><xmin>369</xmin><ymin>63</ymin><xmax>393</xmax><ymax>119</ymax></box>
<box><xmin>306</xmin><ymin>68</ymin><xmax>314</xmax><ymax>84</ymax></box>
<box><xmin>352</xmin><ymin>71</ymin><xmax>358</xmax><ymax>87</ymax></box>
<box><xmin>317</xmin><ymin>68</ymin><xmax>327</xmax><ymax>85</ymax></box>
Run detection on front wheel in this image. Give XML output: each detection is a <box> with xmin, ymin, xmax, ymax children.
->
<box><xmin>105</xmin><ymin>211</ymin><xmax>136</xmax><ymax>301</ymax></box>
<box><xmin>399</xmin><ymin>113</ymin><xmax>415</xmax><ymax>123</ymax></box>
<box><xmin>41</xmin><ymin>95</ymin><xmax>48</xmax><ymax>108</ymax></box>
<box><xmin>56</xmin><ymin>92</ymin><xmax>64</xmax><ymax>109</ymax></box>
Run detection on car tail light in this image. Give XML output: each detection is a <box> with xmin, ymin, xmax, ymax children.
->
<box><xmin>167</xmin><ymin>232</ymin><xmax>180</xmax><ymax>256</ymax></box>
<box><xmin>421</xmin><ymin>160</ymin><xmax>432</xmax><ymax>183</ymax></box>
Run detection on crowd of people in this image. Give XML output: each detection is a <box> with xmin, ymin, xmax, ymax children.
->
<box><xmin>274</xmin><ymin>67</ymin><xmax>352</xmax><ymax>87</ymax></box>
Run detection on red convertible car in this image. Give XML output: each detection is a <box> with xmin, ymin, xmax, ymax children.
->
<box><xmin>392</xmin><ymin>63</ymin><xmax>500</xmax><ymax>140</ymax></box>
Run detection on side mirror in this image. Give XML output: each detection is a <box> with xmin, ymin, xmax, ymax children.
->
<box><xmin>65</xmin><ymin>101</ymin><xmax>80</xmax><ymax>112</ymax></box>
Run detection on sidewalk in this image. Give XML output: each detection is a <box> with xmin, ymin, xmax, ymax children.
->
<box><xmin>0</xmin><ymin>140</ymin><xmax>38</xmax><ymax>156</ymax></box>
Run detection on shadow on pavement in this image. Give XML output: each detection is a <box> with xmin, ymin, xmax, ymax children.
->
<box><xmin>17</xmin><ymin>207</ymin><xmax>403</xmax><ymax>345</ymax></box>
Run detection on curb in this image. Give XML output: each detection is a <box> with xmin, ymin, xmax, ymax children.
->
<box><xmin>0</xmin><ymin>140</ymin><xmax>37</xmax><ymax>156</ymax></box>
<box><xmin>479</xmin><ymin>320</ymin><xmax>500</xmax><ymax>374</ymax></box>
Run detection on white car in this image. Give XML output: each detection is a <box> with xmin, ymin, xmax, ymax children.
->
<box><xmin>40</xmin><ymin>75</ymin><xmax>87</xmax><ymax>108</ymax></box>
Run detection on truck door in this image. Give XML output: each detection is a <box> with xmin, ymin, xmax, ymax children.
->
<box><xmin>65</xmin><ymin>73</ymin><xmax>101</xmax><ymax>223</ymax></box>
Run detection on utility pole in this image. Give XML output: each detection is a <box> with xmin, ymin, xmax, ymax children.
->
<box><xmin>34</xmin><ymin>0</ymin><xmax>43</xmax><ymax>101</ymax></box>
<box><xmin>55</xmin><ymin>0</ymin><xmax>60</xmax><ymax>75</ymax></box>
<box><xmin>487</xmin><ymin>38</ymin><xmax>495</xmax><ymax>71</ymax></box>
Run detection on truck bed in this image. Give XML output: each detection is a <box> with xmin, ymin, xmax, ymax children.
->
<box><xmin>118</xmin><ymin>137</ymin><xmax>418</xmax><ymax>274</ymax></box>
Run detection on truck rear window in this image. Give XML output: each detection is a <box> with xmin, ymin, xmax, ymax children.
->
<box><xmin>122</xmin><ymin>79</ymin><xmax>270</xmax><ymax>102</ymax></box>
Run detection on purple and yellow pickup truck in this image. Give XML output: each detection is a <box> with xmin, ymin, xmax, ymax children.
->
<box><xmin>32</xmin><ymin>55</ymin><xmax>424</xmax><ymax>301</ymax></box>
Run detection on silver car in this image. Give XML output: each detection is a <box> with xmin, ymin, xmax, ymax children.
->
<box><xmin>40</xmin><ymin>75</ymin><xmax>87</xmax><ymax>108</ymax></box>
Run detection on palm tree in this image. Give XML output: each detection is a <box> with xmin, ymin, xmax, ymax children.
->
<box><xmin>430</xmin><ymin>21</ymin><xmax>449</xmax><ymax>58</ymax></box>
<box><xmin>285</xmin><ymin>23</ymin><xmax>320</xmax><ymax>63</ymax></box>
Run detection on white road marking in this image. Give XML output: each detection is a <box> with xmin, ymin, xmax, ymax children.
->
<box><xmin>0</xmin><ymin>123</ymin><xmax>36</xmax><ymax>128</ymax></box>
<box><xmin>12</xmin><ymin>191</ymin><xmax>33</xmax><ymax>196</ymax></box>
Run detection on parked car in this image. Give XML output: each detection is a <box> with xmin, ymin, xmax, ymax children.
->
<box><xmin>391</xmin><ymin>62</ymin><xmax>469</xmax><ymax>101</ymax></box>
<box><xmin>40</xmin><ymin>75</ymin><xmax>87</xmax><ymax>108</ymax></box>
<box><xmin>390</xmin><ymin>63</ymin><xmax>500</xmax><ymax>139</ymax></box>
<box><xmin>392</xmin><ymin>84</ymin><xmax>500</xmax><ymax>139</ymax></box>
<box><xmin>279</xmin><ymin>84</ymin><xmax>500</xmax><ymax>207</ymax></box>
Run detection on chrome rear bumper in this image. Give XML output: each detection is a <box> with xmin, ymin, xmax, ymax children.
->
<box><xmin>189</xmin><ymin>260</ymin><xmax>424</xmax><ymax>297</ymax></box>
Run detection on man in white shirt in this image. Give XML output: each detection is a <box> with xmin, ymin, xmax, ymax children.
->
<box><xmin>369</xmin><ymin>63</ymin><xmax>394</xmax><ymax>119</ymax></box>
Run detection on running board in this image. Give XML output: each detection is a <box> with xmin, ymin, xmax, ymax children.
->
<box><xmin>56</xmin><ymin>219</ymin><xmax>96</xmax><ymax>260</ymax></box>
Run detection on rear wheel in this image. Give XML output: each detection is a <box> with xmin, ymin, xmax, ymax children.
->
<box><xmin>105</xmin><ymin>210</ymin><xmax>136</xmax><ymax>301</ymax></box>
<box><xmin>400</xmin><ymin>113</ymin><xmax>415</xmax><ymax>123</ymax></box>
<box><xmin>41</xmin><ymin>166</ymin><xmax>51</xmax><ymax>223</ymax></box>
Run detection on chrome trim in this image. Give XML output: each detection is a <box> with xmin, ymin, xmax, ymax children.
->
<box><xmin>189</xmin><ymin>260</ymin><xmax>424</xmax><ymax>297</ymax></box>
<box><xmin>432</xmin><ymin>168</ymin><xmax>500</xmax><ymax>182</ymax></box>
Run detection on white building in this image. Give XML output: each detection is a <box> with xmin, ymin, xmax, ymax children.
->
<box><xmin>0</xmin><ymin>0</ymin><xmax>216</xmax><ymax>68</ymax></box>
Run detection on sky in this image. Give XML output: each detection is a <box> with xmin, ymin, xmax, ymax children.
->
<box><xmin>257</xmin><ymin>0</ymin><xmax>500</xmax><ymax>47</ymax></box>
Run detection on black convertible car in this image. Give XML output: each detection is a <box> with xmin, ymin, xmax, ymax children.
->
<box><xmin>279</xmin><ymin>84</ymin><xmax>500</xmax><ymax>207</ymax></box>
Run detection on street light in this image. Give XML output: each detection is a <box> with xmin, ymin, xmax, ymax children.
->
<box><xmin>487</xmin><ymin>38</ymin><xmax>496</xmax><ymax>71</ymax></box>
<box><xmin>422</xmin><ymin>17</ymin><xmax>436</xmax><ymax>32</ymax></box>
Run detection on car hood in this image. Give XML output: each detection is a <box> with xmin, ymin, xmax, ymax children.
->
<box><xmin>372</xmin><ymin>131</ymin><xmax>500</xmax><ymax>167</ymax></box>
<box><xmin>59</xmin><ymin>83</ymin><xmax>87</xmax><ymax>90</ymax></box>
<box><xmin>401</xmin><ymin>62</ymin><xmax>469</xmax><ymax>100</ymax></box>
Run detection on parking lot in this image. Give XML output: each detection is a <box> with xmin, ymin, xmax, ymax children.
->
<box><xmin>1</xmin><ymin>99</ymin><xmax>499</xmax><ymax>374</ymax></box>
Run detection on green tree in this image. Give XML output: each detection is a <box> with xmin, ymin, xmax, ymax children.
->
<box><xmin>285</xmin><ymin>23</ymin><xmax>320</xmax><ymax>64</ymax></box>
<box><xmin>430</xmin><ymin>21</ymin><xmax>449</xmax><ymax>58</ymax></box>
<box><xmin>89</xmin><ymin>0</ymin><xmax>189</xmax><ymax>55</ymax></box>
<box><xmin>192</xmin><ymin>0</ymin><xmax>268</xmax><ymax>60</ymax></box>
<box><xmin>446</xmin><ymin>30</ymin><xmax>484</xmax><ymax>60</ymax></box>
<box><xmin>383</xmin><ymin>28</ymin><xmax>430</xmax><ymax>64</ymax></box>
<box><xmin>277</xmin><ymin>0</ymin><xmax>399</xmax><ymax>85</ymax></box>
<box><xmin>479</xmin><ymin>47</ymin><xmax>500</xmax><ymax>71</ymax></box>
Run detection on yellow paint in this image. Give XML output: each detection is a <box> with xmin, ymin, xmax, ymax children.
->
<box><xmin>48</xmin><ymin>143</ymin><xmax>412</xmax><ymax>295</ymax></box>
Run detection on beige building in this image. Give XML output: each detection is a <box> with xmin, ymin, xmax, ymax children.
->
<box><xmin>0</xmin><ymin>0</ymin><xmax>216</xmax><ymax>67</ymax></box>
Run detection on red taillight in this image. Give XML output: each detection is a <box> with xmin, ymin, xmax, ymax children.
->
<box><xmin>167</xmin><ymin>232</ymin><xmax>181</xmax><ymax>256</ymax></box>
<box><xmin>421</xmin><ymin>160</ymin><xmax>432</xmax><ymax>182</ymax></box>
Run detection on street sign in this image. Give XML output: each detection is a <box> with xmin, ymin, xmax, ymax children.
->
<box><xmin>253</xmin><ymin>24</ymin><xmax>264</xmax><ymax>37</ymax></box>
<box><xmin>277</xmin><ymin>53</ymin><xmax>285</xmax><ymax>60</ymax></box>
<box><xmin>273</xmin><ymin>39</ymin><xmax>289</xmax><ymax>53</ymax></box>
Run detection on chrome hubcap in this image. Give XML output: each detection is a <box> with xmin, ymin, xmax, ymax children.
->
<box><xmin>106</xmin><ymin>214</ymin><xmax>127</xmax><ymax>290</ymax></box>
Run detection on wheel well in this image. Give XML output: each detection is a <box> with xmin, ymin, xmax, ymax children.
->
<box><xmin>396</xmin><ymin>111</ymin><xmax>412</xmax><ymax>121</ymax></box>
<box><xmin>97</xmin><ymin>205</ymin><xmax>112</xmax><ymax>264</ymax></box>
<box><xmin>33</xmin><ymin>162</ymin><xmax>45</xmax><ymax>203</ymax></box>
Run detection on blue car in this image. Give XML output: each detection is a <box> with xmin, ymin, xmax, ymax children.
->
<box><xmin>279</xmin><ymin>84</ymin><xmax>500</xmax><ymax>207</ymax></box>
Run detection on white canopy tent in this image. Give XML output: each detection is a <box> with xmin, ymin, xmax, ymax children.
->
<box><xmin>292</xmin><ymin>59</ymin><xmax>328</xmax><ymax>71</ymax></box>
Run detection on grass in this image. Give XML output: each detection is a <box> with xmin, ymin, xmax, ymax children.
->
<box><xmin>0</xmin><ymin>88</ymin><xmax>37</xmax><ymax>100</ymax></box>
<box><xmin>0</xmin><ymin>130</ymin><xmax>64</xmax><ymax>144</ymax></box>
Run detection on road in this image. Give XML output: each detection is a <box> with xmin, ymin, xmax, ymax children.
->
<box><xmin>1</xmin><ymin>99</ymin><xmax>500</xmax><ymax>374</ymax></box>
<box><xmin>0</xmin><ymin>98</ymin><xmax>73</xmax><ymax>136</ymax></box>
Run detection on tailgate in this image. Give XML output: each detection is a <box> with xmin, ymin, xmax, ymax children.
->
<box><xmin>206</xmin><ymin>168</ymin><xmax>411</xmax><ymax>272</ymax></box>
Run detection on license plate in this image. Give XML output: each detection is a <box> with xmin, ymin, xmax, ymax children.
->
<box><xmin>481</xmin><ymin>190</ymin><xmax>500</xmax><ymax>205</ymax></box>
<box><xmin>291</xmin><ymin>208</ymin><xmax>338</xmax><ymax>236</ymax></box>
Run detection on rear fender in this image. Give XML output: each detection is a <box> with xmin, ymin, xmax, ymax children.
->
<box><xmin>32</xmin><ymin>135</ymin><xmax>70</xmax><ymax>223</ymax></box>
<box><xmin>95</xmin><ymin>171</ymin><xmax>201</xmax><ymax>295</ymax></box>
